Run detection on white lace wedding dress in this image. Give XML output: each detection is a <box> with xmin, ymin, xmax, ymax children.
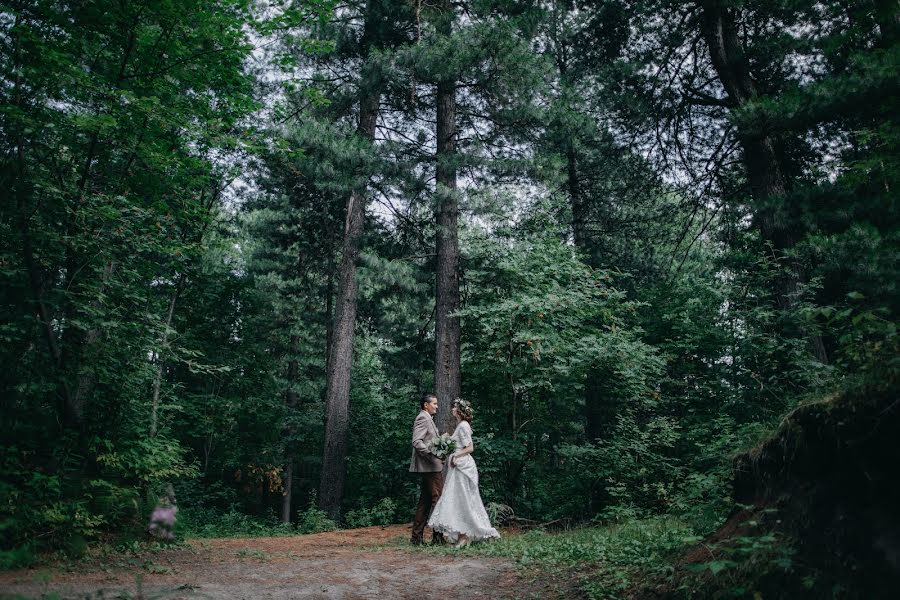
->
<box><xmin>427</xmin><ymin>421</ymin><xmax>500</xmax><ymax>543</ymax></box>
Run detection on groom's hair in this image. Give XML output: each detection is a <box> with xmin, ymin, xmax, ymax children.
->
<box><xmin>420</xmin><ymin>393</ymin><xmax>437</xmax><ymax>410</ymax></box>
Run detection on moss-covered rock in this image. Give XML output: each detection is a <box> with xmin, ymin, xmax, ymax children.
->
<box><xmin>637</xmin><ymin>381</ymin><xmax>899</xmax><ymax>599</ymax></box>
<box><xmin>732</xmin><ymin>381</ymin><xmax>900</xmax><ymax>596</ymax></box>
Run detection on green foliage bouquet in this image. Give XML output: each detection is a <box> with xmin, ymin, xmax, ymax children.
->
<box><xmin>428</xmin><ymin>434</ymin><xmax>457</xmax><ymax>460</ymax></box>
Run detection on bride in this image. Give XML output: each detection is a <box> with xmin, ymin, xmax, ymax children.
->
<box><xmin>428</xmin><ymin>398</ymin><xmax>500</xmax><ymax>547</ymax></box>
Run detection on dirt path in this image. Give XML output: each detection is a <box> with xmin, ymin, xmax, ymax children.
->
<box><xmin>0</xmin><ymin>526</ymin><xmax>544</xmax><ymax>600</ymax></box>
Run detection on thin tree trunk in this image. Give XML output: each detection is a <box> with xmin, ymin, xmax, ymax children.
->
<box><xmin>318</xmin><ymin>87</ymin><xmax>381</xmax><ymax>519</ymax></box>
<box><xmin>568</xmin><ymin>148</ymin><xmax>588</xmax><ymax>249</ymax></box>
<box><xmin>281</xmin><ymin>332</ymin><xmax>300</xmax><ymax>523</ymax></box>
<box><xmin>324</xmin><ymin>265</ymin><xmax>335</xmax><ymax>378</ymax></box>
<box><xmin>149</xmin><ymin>182</ymin><xmax>218</xmax><ymax>438</ymax></box>
<box><xmin>566</xmin><ymin>146</ymin><xmax>608</xmax><ymax>440</ymax></box>
<box><xmin>433</xmin><ymin>0</ymin><xmax>460</xmax><ymax>435</ymax></box>
<box><xmin>149</xmin><ymin>273</ymin><xmax>186</xmax><ymax>437</ymax></box>
<box><xmin>699</xmin><ymin>0</ymin><xmax>828</xmax><ymax>363</ymax></box>
<box><xmin>556</xmin><ymin>45</ymin><xmax>611</xmax><ymax>439</ymax></box>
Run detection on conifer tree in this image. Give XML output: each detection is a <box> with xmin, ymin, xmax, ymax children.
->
<box><xmin>432</xmin><ymin>0</ymin><xmax>461</xmax><ymax>433</ymax></box>
<box><xmin>285</xmin><ymin>0</ymin><xmax>417</xmax><ymax>518</ymax></box>
<box><xmin>396</xmin><ymin>0</ymin><xmax>547</xmax><ymax>432</ymax></box>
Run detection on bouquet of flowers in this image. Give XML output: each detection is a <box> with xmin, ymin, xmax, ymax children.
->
<box><xmin>428</xmin><ymin>433</ymin><xmax>457</xmax><ymax>460</ymax></box>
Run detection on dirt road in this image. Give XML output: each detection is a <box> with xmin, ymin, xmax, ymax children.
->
<box><xmin>0</xmin><ymin>526</ymin><xmax>543</xmax><ymax>599</ymax></box>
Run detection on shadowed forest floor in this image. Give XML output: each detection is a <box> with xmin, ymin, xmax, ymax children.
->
<box><xmin>0</xmin><ymin>525</ymin><xmax>574</xmax><ymax>600</ymax></box>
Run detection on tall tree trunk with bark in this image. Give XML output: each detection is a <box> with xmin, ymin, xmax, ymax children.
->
<box><xmin>698</xmin><ymin>0</ymin><xmax>828</xmax><ymax>363</ymax></box>
<box><xmin>318</xmin><ymin>88</ymin><xmax>381</xmax><ymax>519</ymax></box>
<box><xmin>433</xmin><ymin>0</ymin><xmax>460</xmax><ymax>435</ymax></box>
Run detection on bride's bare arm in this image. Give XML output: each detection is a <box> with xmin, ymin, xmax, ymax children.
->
<box><xmin>450</xmin><ymin>442</ymin><xmax>473</xmax><ymax>466</ymax></box>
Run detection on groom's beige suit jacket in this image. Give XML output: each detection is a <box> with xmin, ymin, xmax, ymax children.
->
<box><xmin>409</xmin><ymin>410</ymin><xmax>443</xmax><ymax>473</ymax></box>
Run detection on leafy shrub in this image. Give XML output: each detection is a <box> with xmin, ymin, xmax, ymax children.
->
<box><xmin>0</xmin><ymin>545</ymin><xmax>35</xmax><ymax>570</ymax></box>
<box><xmin>178</xmin><ymin>507</ymin><xmax>292</xmax><ymax>538</ymax></box>
<box><xmin>1</xmin><ymin>451</ymin><xmax>116</xmax><ymax>560</ymax></box>
<box><xmin>297</xmin><ymin>494</ymin><xmax>337</xmax><ymax>534</ymax></box>
<box><xmin>486</xmin><ymin>502</ymin><xmax>515</xmax><ymax>526</ymax></box>
<box><xmin>344</xmin><ymin>497</ymin><xmax>399</xmax><ymax>528</ymax></box>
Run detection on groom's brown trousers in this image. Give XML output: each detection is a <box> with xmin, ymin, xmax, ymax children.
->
<box><xmin>411</xmin><ymin>471</ymin><xmax>444</xmax><ymax>544</ymax></box>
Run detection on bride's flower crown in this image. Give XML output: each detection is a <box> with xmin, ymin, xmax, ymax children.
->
<box><xmin>453</xmin><ymin>398</ymin><xmax>473</xmax><ymax>420</ymax></box>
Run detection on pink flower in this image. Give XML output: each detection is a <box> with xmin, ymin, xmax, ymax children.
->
<box><xmin>151</xmin><ymin>506</ymin><xmax>177</xmax><ymax>527</ymax></box>
<box><xmin>148</xmin><ymin>504</ymin><xmax>178</xmax><ymax>540</ymax></box>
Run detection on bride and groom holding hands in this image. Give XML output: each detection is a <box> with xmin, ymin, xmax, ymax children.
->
<box><xmin>409</xmin><ymin>393</ymin><xmax>500</xmax><ymax>547</ymax></box>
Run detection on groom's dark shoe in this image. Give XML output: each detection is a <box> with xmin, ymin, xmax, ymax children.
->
<box><xmin>410</xmin><ymin>536</ymin><xmax>424</xmax><ymax>546</ymax></box>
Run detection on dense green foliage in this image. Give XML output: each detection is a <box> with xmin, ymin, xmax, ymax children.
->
<box><xmin>1</xmin><ymin>0</ymin><xmax>897</xmax><ymax>595</ymax></box>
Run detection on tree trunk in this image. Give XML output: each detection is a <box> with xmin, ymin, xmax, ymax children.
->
<box><xmin>433</xmin><ymin>0</ymin><xmax>461</xmax><ymax>435</ymax></box>
<box><xmin>317</xmin><ymin>88</ymin><xmax>381</xmax><ymax>519</ymax></box>
<box><xmin>149</xmin><ymin>274</ymin><xmax>185</xmax><ymax>438</ymax></box>
<box><xmin>64</xmin><ymin>259</ymin><xmax>118</xmax><ymax>429</ymax></box>
<box><xmin>568</xmin><ymin>150</ymin><xmax>588</xmax><ymax>249</ymax></box>
<box><xmin>565</xmin><ymin>147</ymin><xmax>608</xmax><ymax>440</ymax></box>
<box><xmin>281</xmin><ymin>333</ymin><xmax>300</xmax><ymax>523</ymax></box>
<box><xmin>874</xmin><ymin>0</ymin><xmax>900</xmax><ymax>46</ymax></box>
<box><xmin>281</xmin><ymin>461</ymin><xmax>294</xmax><ymax>523</ymax></box>
<box><xmin>698</xmin><ymin>0</ymin><xmax>828</xmax><ymax>363</ymax></box>
<box><xmin>324</xmin><ymin>265</ymin><xmax>335</xmax><ymax>379</ymax></box>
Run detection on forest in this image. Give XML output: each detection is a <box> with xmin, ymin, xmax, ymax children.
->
<box><xmin>1</xmin><ymin>0</ymin><xmax>898</xmax><ymax>598</ymax></box>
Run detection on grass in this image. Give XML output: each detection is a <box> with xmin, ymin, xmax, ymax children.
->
<box><xmin>234</xmin><ymin>547</ymin><xmax>272</xmax><ymax>561</ymax></box>
<box><xmin>407</xmin><ymin>516</ymin><xmax>698</xmax><ymax>599</ymax></box>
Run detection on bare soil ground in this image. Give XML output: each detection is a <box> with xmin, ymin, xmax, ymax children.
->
<box><xmin>0</xmin><ymin>525</ymin><xmax>563</xmax><ymax>600</ymax></box>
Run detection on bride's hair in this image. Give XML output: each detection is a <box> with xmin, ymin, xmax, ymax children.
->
<box><xmin>452</xmin><ymin>398</ymin><xmax>473</xmax><ymax>422</ymax></box>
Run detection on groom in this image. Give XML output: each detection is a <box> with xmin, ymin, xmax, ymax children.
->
<box><xmin>409</xmin><ymin>393</ymin><xmax>446</xmax><ymax>546</ymax></box>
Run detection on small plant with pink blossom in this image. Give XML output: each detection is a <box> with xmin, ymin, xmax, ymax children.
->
<box><xmin>148</xmin><ymin>503</ymin><xmax>178</xmax><ymax>541</ymax></box>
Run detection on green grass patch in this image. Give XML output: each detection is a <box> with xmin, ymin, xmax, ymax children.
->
<box><xmin>415</xmin><ymin>516</ymin><xmax>697</xmax><ymax>599</ymax></box>
<box><xmin>235</xmin><ymin>547</ymin><xmax>272</xmax><ymax>561</ymax></box>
